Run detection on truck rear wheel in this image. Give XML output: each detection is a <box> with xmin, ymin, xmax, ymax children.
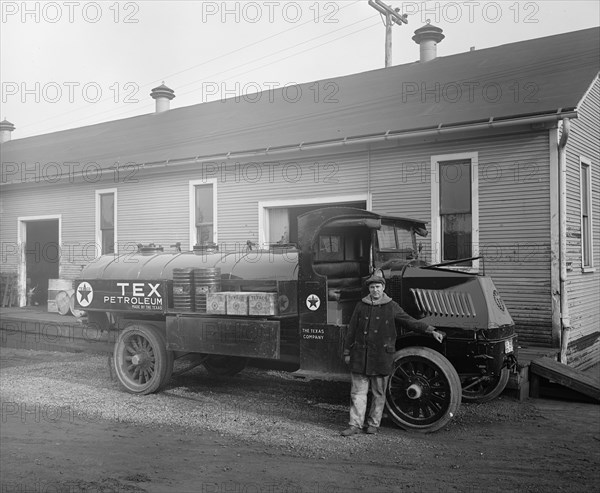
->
<box><xmin>203</xmin><ymin>356</ymin><xmax>247</xmax><ymax>376</ymax></box>
<box><xmin>386</xmin><ymin>347</ymin><xmax>461</xmax><ymax>433</ymax></box>
<box><xmin>461</xmin><ymin>368</ymin><xmax>510</xmax><ymax>403</ymax></box>
<box><xmin>114</xmin><ymin>324</ymin><xmax>173</xmax><ymax>394</ymax></box>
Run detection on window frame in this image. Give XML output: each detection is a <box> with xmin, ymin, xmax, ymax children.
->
<box><xmin>189</xmin><ymin>178</ymin><xmax>218</xmax><ymax>248</ymax></box>
<box><xmin>95</xmin><ymin>188</ymin><xmax>117</xmax><ymax>256</ymax></box>
<box><xmin>430</xmin><ymin>152</ymin><xmax>479</xmax><ymax>271</ymax></box>
<box><xmin>580</xmin><ymin>156</ymin><xmax>595</xmax><ymax>272</ymax></box>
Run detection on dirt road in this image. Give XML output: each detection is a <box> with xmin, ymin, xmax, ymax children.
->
<box><xmin>1</xmin><ymin>348</ymin><xmax>599</xmax><ymax>493</ymax></box>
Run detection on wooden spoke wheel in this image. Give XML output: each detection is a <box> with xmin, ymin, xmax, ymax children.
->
<box><xmin>386</xmin><ymin>347</ymin><xmax>461</xmax><ymax>433</ymax></box>
<box><xmin>203</xmin><ymin>355</ymin><xmax>248</xmax><ymax>377</ymax></box>
<box><xmin>114</xmin><ymin>324</ymin><xmax>173</xmax><ymax>394</ymax></box>
<box><xmin>461</xmin><ymin>368</ymin><xmax>510</xmax><ymax>403</ymax></box>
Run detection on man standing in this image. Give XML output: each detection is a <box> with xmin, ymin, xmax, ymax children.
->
<box><xmin>341</xmin><ymin>274</ymin><xmax>445</xmax><ymax>436</ymax></box>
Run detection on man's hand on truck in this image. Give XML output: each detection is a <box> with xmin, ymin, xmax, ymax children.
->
<box><xmin>428</xmin><ymin>326</ymin><xmax>445</xmax><ymax>343</ymax></box>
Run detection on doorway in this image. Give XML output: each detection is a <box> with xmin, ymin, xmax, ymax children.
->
<box><xmin>260</xmin><ymin>195</ymin><xmax>368</xmax><ymax>248</ymax></box>
<box><xmin>18</xmin><ymin>216</ymin><xmax>61</xmax><ymax>307</ymax></box>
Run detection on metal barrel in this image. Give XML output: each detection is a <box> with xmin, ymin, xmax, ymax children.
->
<box><xmin>173</xmin><ymin>268</ymin><xmax>195</xmax><ymax>311</ymax></box>
<box><xmin>193</xmin><ymin>267</ymin><xmax>221</xmax><ymax>313</ymax></box>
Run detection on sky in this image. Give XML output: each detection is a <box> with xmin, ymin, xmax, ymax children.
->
<box><xmin>1</xmin><ymin>0</ymin><xmax>599</xmax><ymax>140</ymax></box>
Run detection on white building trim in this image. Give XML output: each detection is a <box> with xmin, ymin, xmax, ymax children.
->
<box><xmin>16</xmin><ymin>214</ymin><xmax>62</xmax><ymax>307</ymax></box>
<box><xmin>430</xmin><ymin>152</ymin><xmax>480</xmax><ymax>271</ymax></box>
<box><xmin>257</xmin><ymin>193</ymin><xmax>371</xmax><ymax>248</ymax></box>
<box><xmin>95</xmin><ymin>188</ymin><xmax>118</xmax><ymax>256</ymax></box>
<box><xmin>189</xmin><ymin>178</ymin><xmax>218</xmax><ymax>248</ymax></box>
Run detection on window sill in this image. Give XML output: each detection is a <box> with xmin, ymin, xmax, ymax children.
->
<box><xmin>581</xmin><ymin>267</ymin><xmax>596</xmax><ymax>273</ymax></box>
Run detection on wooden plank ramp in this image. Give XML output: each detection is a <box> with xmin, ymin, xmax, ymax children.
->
<box><xmin>529</xmin><ymin>357</ymin><xmax>600</xmax><ymax>402</ymax></box>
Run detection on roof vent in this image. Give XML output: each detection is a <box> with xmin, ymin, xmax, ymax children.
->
<box><xmin>0</xmin><ymin>119</ymin><xmax>16</xmax><ymax>143</ymax></box>
<box><xmin>150</xmin><ymin>83</ymin><xmax>175</xmax><ymax>113</ymax></box>
<box><xmin>412</xmin><ymin>22</ymin><xmax>445</xmax><ymax>62</ymax></box>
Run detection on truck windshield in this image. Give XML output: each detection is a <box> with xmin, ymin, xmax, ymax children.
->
<box><xmin>377</xmin><ymin>224</ymin><xmax>414</xmax><ymax>251</ymax></box>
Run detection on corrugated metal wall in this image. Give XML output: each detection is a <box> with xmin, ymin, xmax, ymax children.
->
<box><xmin>370</xmin><ymin>131</ymin><xmax>553</xmax><ymax>346</ymax></box>
<box><xmin>564</xmin><ymin>78</ymin><xmax>600</xmax><ymax>369</ymax></box>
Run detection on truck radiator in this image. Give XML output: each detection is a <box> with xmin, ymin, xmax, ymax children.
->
<box><xmin>410</xmin><ymin>288</ymin><xmax>476</xmax><ymax>318</ymax></box>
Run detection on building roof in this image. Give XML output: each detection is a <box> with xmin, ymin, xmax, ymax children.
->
<box><xmin>2</xmin><ymin>27</ymin><xmax>599</xmax><ymax>174</ymax></box>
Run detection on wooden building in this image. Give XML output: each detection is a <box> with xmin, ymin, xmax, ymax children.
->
<box><xmin>1</xmin><ymin>26</ymin><xmax>598</xmax><ymax>369</ymax></box>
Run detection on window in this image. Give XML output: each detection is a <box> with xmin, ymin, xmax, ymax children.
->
<box><xmin>96</xmin><ymin>189</ymin><xmax>116</xmax><ymax>255</ymax></box>
<box><xmin>195</xmin><ymin>184</ymin><xmax>214</xmax><ymax>245</ymax></box>
<box><xmin>580</xmin><ymin>158</ymin><xmax>594</xmax><ymax>270</ymax></box>
<box><xmin>189</xmin><ymin>179</ymin><xmax>217</xmax><ymax>247</ymax></box>
<box><xmin>377</xmin><ymin>225</ymin><xmax>397</xmax><ymax>250</ymax></box>
<box><xmin>440</xmin><ymin>160</ymin><xmax>472</xmax><ymax>261</ymax></box>
<box><xmin>431</xmin><ymin>153</ymin><xmax>479</xmax><ymax>269</ymax></box>
<box><xmin>377</xmin><ymin>223</ymin><xmax>415</xmax><ymax>252</ymax></box>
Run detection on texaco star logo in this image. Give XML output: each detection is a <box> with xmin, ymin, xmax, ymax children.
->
<box><xmin>76</xmin><ymin>282</ymin><xmax>93</xmax><ymax>307</ymax></box>
<box><xmin>306</xmin><ymin>294</ymin><xmax>320</xmax><ymax>311</ymax></box>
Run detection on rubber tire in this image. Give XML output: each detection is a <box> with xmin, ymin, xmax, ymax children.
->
<box><xmin>385</xmin><ymin>347</ymin><xmax>461</xmax><ymax>433</ymax></box>
<box><xmin>113</xmin><ymin>324</ymin><xmax>172</xmax><ymax>395</ymax></box>
<box><xmin>203</xmin><ymin>356</ymin><xmax>247</xmax><ymax>376</ymax></box>
<box><xmin>461</xmin><ymin>367</ymin><xmax>510</xmax><ymax>403</ymax></box>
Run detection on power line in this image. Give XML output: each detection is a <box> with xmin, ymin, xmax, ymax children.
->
<box><xmin>16</xmin><ymin>0</ymin><xmax>363</xmax><ymax>133</ymax></box>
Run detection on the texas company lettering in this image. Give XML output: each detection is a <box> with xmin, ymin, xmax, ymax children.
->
<box><xmin>104</xmin><ymin>282</ymin><xmax>163</xmax><ymax>310</ymax></box>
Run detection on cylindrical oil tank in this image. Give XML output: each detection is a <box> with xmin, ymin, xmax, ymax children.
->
<box><xmin>193</xmin><ymin>267</ymin><xmax>221</xmax><ymax>313</ymax></box>
<box><xmin>172</xmin><ymin>268</ymin><xmax>195</xmax><ymax>311</ymax></box>
<box><xmin>79</xmin><ymin>249</ymin><xmax>299</xmax><ymax>285</ymax></box>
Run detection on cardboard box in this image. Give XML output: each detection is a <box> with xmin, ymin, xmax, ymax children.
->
<box><xmin>249</xmin><ymin>293</ymin><xmax>278</xmax><ymax>316</ymax></box>
<box><xmin>206</xmin><ymin>292</ymin><xmax>227</xmax><ymax>315</ymax></box>
<box><xmin>226</xmin><ymin>292</ymin><xmax>251</xmax><ymax>316</ymax></box>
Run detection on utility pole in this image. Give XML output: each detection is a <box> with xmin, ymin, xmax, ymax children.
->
<box><xmin>368</xmin><ymin>0</ymin><xmax>408</xmax><ymax>67</ymax></box>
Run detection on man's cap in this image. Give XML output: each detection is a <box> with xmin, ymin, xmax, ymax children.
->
<box><xmin>365</xmin><ymin>274</ymin><xmax>386</xmax><ymax>286</ymax></box>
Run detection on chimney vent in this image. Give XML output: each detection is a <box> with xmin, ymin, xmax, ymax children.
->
<box><xmin>412</xmin><ymin>22</ymin><xmax>445</xmax><ymax>62</ymax></box>
<box><xmin>150</xmin><ymin>83</ymin><xmax>175</xmax><ymax>113</ymax></box>
<box><xmin>0</xmin><ymin>119</ymin><xmax>15</xmax><ymax>143</ymax></box>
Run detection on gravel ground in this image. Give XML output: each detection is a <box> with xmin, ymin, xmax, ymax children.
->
<box><xmin>0</xmin><ymin>349</ymin><xmax>540</xmax><ymax>460</ymax></box>
<box><xmin>3</xmin><ymin>348</ymin><xmax>600</xmax><ymax>493</ymax></box>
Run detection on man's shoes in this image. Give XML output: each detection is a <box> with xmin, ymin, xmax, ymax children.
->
<box><xmin>341</xmin><ymin>426</ymin><xmax>362</xmax><ymax>436</ymax></box>
<box><xmin>365</xmin><ymin>426</ymin><xmax>378</xmax><ymax>434</ymax></box>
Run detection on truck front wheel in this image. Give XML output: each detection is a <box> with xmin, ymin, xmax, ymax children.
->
<box><xmin>114</xmin><ymin>324</ymin><xmax>173</xmax><ymax>394</ymax></box>
<box><xmin>385</xmin><ymin>347</ymin><xmax>461</xmax><ymax>433</ymax></box>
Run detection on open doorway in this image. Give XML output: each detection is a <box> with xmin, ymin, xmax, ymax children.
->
<box><xmin>261</xmin><ymin>196</ymin><xmax>368</xmax><ymax>248</ymax></box>
<box><xmin>18</xmin><ymin>216</ymin><xmax>60</xmax><ymax>307</ymax></box>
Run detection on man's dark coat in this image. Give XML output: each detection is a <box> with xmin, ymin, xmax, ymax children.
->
<box><xmin>343</xmin><ymin>293</ymin><xmax>433</xmax><ymax>375</ymax></box>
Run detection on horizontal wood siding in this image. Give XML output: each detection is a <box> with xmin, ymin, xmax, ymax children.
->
<box><xmin>0</xmin><ymin>181</ymin><xmax>97</xmax><ymax>279</ymax></box>
<box><xmin>216</xmin><ymin>151</ymin><xmax>369</xmax><ymax>248</ymax></box>
<box><xmin>370</xmin><ymin>132</ymin><xmax>553</xmax><ymax>345</ymax></box>
<box><xmin>564</xmin><ymin>78</ymin><xmax>600</xmax><ymax>369</ymax></box>
<box><xmin>2</xmin><ymin>131</ymin><xmax>557</xmax><ymax>348</ymax></box>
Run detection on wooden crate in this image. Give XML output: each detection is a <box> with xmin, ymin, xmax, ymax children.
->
<box><xmin>206</xmin><ymin>293</ymin><xmax>227</xmax><ymax>315</ymax></box>
<box><xmin>226</xmin><ymin>292</ymin><xmax>252</xmax><ymax>316</ymax></box>
<box><xmin>249</xmin><ymin>293</ymin><xmax>278</xmax><ymax>316</ymax></box>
